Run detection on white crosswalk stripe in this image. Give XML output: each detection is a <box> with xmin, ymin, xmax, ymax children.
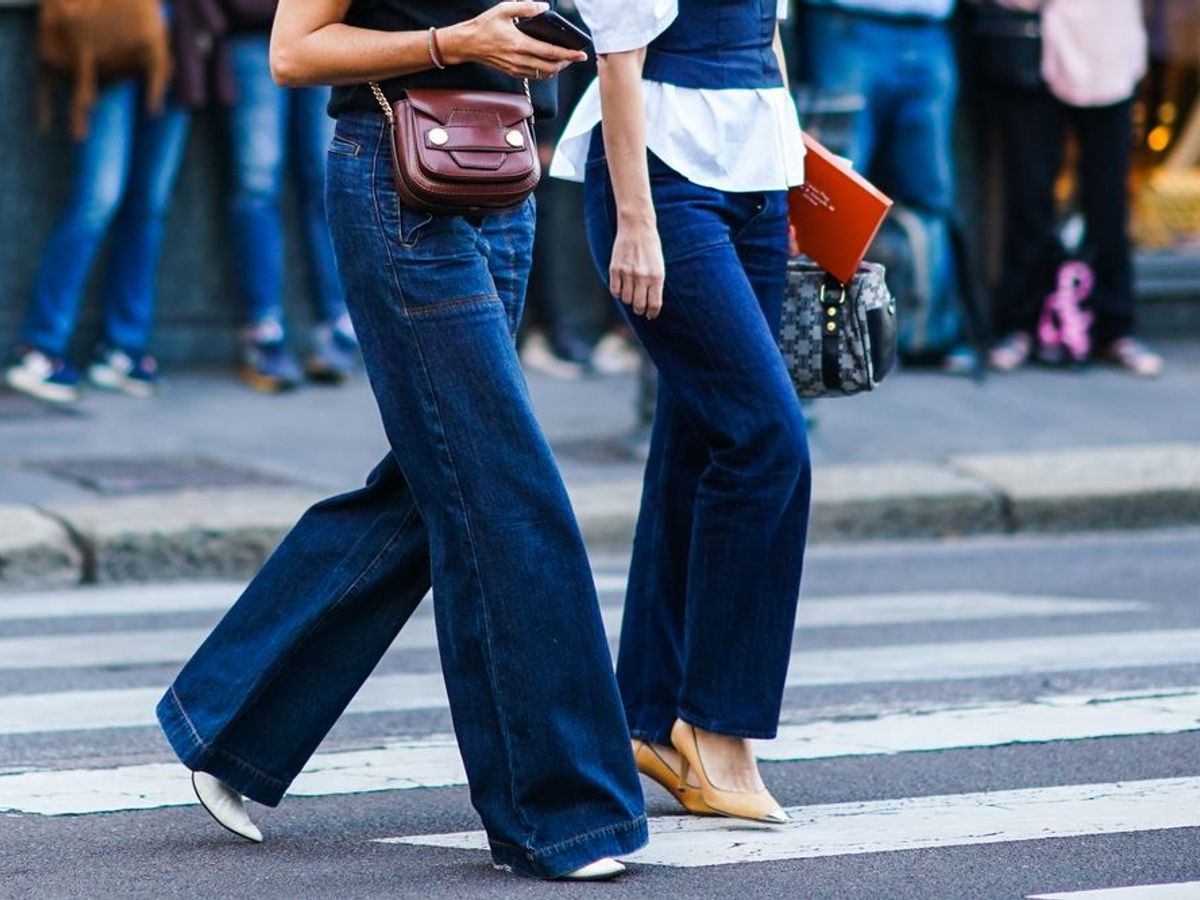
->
<box><xmin>0</xmin><ymin>577</ymin><xmax>1196</xmax><ymax>890</ymax></box>
<box><xmin>5</xmin><ymin>625</ymin><xmax>1200</xmax><ymax>735</ymax></box>
<box><xmin>0</xmin><ymin>588</ymin><xmax>1143</xmax><ymax>668</ymax></box>
<box><xmin>3</xmin><ymin>687</ymin><xmax>1198</xmax><ymax>816</ymax></box>
<box><xmin>1029</xmin><ymin>884</ymin><xmax>1200</xmax><ymax>899</ymax></box>
<box><xmin>0</xmin><ymin>581</ymin><xmax>1144</xmax><ymax>624</ymax></box>
<box><xmin>386</xmin><ymin>777</ymin><xmax>1200</xmax><ymax>866</ymax></box>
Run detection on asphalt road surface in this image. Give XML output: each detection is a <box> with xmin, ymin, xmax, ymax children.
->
<box><xmin>2</xmin><ymin>527</ymin><xmax>1199</xmax><ymax>899</ymax></box>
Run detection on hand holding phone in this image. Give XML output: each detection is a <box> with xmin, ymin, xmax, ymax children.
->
<box><xmin>515</xmin><ymin>10</ymin><xmax>594</xmax><ymax>54</ymax></box>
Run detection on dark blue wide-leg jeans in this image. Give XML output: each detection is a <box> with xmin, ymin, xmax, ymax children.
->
<box><xmin>157</xmin><ymin>113</ymin><xmax>646</xmax><ymax>879</ymax></box>
<box><xmin>583</xmin><ymin>133</ymin><xmax>812</xmax><ymax>746</ymax></box>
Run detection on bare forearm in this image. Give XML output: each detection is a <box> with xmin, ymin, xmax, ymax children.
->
<box><xmin>270</xmin><ymin>0</ymin><xmax>585</xmax><ymax>88</ymax></box>
<box><xmin>270</xmin><ymin>24</ymin><xmax>442</xmax><ymax>87</ymax></box>
<box><xmin>597</xmin><ymin>50</ymin><xmax>654</xmax><ymax>225</ymax></box>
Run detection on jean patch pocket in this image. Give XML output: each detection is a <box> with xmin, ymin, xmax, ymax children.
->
<box><xmin>329</xmin><ymin>135</ymin><xmax>361</xmax><ymax>157</ymax></box>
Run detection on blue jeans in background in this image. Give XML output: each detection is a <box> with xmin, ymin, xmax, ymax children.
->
<box><xmin>22</xmin><ymin>80</ymin><xmax>190</xmax><ymax>356</ymax></box>
<box><xmin>157</xmin><ymin>112</ymin><xmax>647</xmax><ymax>879</ymax></box>
<box><xmin>227</xmin><ymin>34</ymin><xmax>345</xmax><ymax>332</ymax></box>
<box><xmin>803</xmin><ymin>8</ymin><xmax>962</xmax><ymax>355</ymax></box>
<box><xmin>584</xmin><ymin>133</ymin><xmax>812</xmax><ymax>745</ymax></box>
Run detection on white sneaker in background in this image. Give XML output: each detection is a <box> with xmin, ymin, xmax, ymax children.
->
<box><xmin>590</xmin><ymin>332</ymin><xmax>641</xmax><ymax>376</ymax></box>
<box><xmin>520</xmin><ymin>331</ymin><xmax>587</xmax><ymax>380</ymax></box>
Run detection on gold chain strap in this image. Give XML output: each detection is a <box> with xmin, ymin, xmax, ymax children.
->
<box><xmin>369</xmin><ymin>81</ymin><xmax>394</xmax><ymax>123</ymax></box>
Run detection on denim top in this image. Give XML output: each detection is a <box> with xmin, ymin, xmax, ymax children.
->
<box><xmin>643</xmin><ymin>0</ymin><xmax>783</xmax><ymax>90</ymax></box>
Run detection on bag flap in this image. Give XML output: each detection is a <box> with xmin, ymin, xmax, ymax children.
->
<box><xmin>405</xmin><ymin>88</ymin><xmax>533</xmax><ymax>128</ymax></box>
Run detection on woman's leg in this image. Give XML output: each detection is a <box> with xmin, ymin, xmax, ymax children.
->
<box><xmin>587</xmin><ymin>155</ymin><xmax>811</xmax><ymax>746</ymax></box>
<box><xmin>160</xmin><ymin>114</ymin><xmax>645</xmax><ymax>879</ymax></box>
<box><xmin>992</xmin><ymin>84</ymin><xmax>1067</xmax><ymax>340</ymax></box>
<box><xmin>21</xmin><ymin>82</ymin><xmax>138</xmax><ymax>356</ymax></box>
<box><xmin>1072</xmin><ymin>98</ymin><xmax>1137</xmax><ymax>346</ymax></box>
<box><xmin>615</xmin><ymin>386</ymin><xmax>707</xmax><ymax>746</ymax></box>
<box><xmin>226</xmin><ymin>33</ymin><xmax>288</xmax><ymax>333</ymax></box>
<box><xmin>101</xmin><ymin>98</ymin><xmax>191</xmax><ymax>355</ymax></box>
<box><xmin>290</xmin><ymin>85</ymin><xmax>347</xmax><ymax>327</ymax></box>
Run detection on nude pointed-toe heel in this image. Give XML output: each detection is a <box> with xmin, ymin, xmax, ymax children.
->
<box><xmin>632</xmin><ymin>739</ymin><xmax>716</xmax><ymax>816</ymax></box>
<box><xmin>192</xmin><ymin>771</ymin><xmax>263</xmax><ymax>843</ymax></box>
<box><xmin>670</xmin><ymin>720</ymin><xmax>788</xmax><ymax>824</ymax></box>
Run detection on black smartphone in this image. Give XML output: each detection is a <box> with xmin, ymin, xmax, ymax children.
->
<box><xmin>515</xmin><ymin>10</ymin><xmax>594</xmax><ymax>54</ymax></box>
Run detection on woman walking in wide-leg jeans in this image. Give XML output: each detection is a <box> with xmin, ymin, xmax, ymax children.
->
<box><xmin>156</xmin><ymin>0</ymin><xmax>646</xmax><ymax>882</ymax></box>
<box><xmin>552</xmin><ymin>0</ymin><xmax>812</xmax><ymax>822</ymax></box>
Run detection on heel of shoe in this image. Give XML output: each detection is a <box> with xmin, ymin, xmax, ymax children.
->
<box><xmin>675</xmin><ymin>751</ymin><xmax>691</xmax><ymax>793</ymax></box>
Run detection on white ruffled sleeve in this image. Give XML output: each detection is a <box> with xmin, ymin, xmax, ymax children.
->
<box><xmin>574</xmin><ymin>0</ymin><xmax>679</xmax><ymax>54</ymax></box>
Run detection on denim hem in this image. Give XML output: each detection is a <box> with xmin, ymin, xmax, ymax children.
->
<box><xmin>629</xmin><ymin>726</ymin><xmax>673</xmax><ymax>747</ymax></box>
<box><xmin>488</xmin><ymin>814</ymin><xmax>649</xmax><ymax>879</ymax></box>
<box><xmin>625</xmin><ymin>703</ymin><xmax>679</xmax><ymax>747</ymax></box>
<box><xmin>156</xmin><ymin>687</ymin><xmax>290</xmax><ymax>807</ymax></box>
<box><xmin>678</xmin><ymin>705</ymin><xmax>779</xmax><ymax>742</ymax></box>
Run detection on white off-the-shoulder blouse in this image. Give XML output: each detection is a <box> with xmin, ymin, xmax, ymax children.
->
<box><xmin>549</xmin><ymin>0</ymin><xmax>806</xmax><ymax>192</ymax></box>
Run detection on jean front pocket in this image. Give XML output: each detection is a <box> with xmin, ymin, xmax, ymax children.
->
<box><xmin>328</xmin><ymin>134</ymin><xmax>361</xmax><ymax>157</ymax></box>
<box><xmin>396</xmin><ymin>202</ymin><xmax>435</xmax><ymax>248</ymax></box>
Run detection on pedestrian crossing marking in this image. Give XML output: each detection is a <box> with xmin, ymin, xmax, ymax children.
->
<box><xmin>784</xmin><ymin>628</ymin><xmax>1200</xmax><ymax>687</ymax></box>
<box><xmin>0</xmin><ymin>576</ymin><xmax>624</xmax><ymax>622</ymax></box>
<box><xmin>0</xmin><ymin>673</ymin><xmax>451</xmax><ymax>736</ymax></box>
<box><xmin>1029</xmin><ymin>883</ymin><xmax>1200</xmax><ymax>899</ymax></box>
<box><xmin>7</xmin><ymin>622</ymin><xmax>1200</xmax><ymax>733</ymax></box>
<box><xmin>0</xmin><ymin>582</ymin><xmax>1143</xmax><ymax>627</ymax></box>
<box><xmin>3</xmin><ymin>687</ymin><xmax>1197</xmax><ymax>816</ymax></box>
<box><xmin>0</xmin><ymin>600</ymin><xmax>1169</xmax><ymax>677</ymax></box>
<box><xmin>759</xmin><ymin>687</ymin><xmax>1200</xmax><ymax>761</ymax></box>
<box><xmin>383</xmin><ymin>776</ymin><xmax>1200</xmax><ymax>867</ymax></box>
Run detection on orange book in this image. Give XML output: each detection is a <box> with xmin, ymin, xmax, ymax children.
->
<box><xmin>789</xmin><ymin>133</ymin><xmax>893</xmax><ymax>285</ymax></box>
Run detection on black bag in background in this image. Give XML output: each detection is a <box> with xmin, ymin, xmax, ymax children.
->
<box><xmin>972</xmin><ymin>1</ymin><xmax>1043</xmax><ymax>90</ymax></box>
<box><xmin>223</xmin><ymin>0</ymin><xmax>277</xmax><ymax>29</ymax></box>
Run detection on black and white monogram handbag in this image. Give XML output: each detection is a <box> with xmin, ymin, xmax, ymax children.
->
<box><xmin>779</xmin><ymin>259</ymin><xmax>898</xmax><ymax>399</ymax></box>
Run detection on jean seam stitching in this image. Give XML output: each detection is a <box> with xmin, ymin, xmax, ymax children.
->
<box><xmin>407</xmin><ymin>292</ymin><xmax>537</xmax><ymax>855</ymax></box>
<box><xmin>403</xmin><ymin>293</ymin><xmax>502</xmax><ymax>317</ymax></box>
<box><xmin>166</xmin><ymin>686</ymin><xmax>290</xmax><ymax>788</ymax></box>
<box><xmin>370</xmin><ymin>117</ymin><xmax>535</xmax><ymax>850</ymax></box>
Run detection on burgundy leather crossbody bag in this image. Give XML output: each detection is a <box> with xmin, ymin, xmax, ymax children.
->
<box><xmin>370</xmin><ymin>82</ymin><xmax>540</xmax><ymax>217</ymax></box>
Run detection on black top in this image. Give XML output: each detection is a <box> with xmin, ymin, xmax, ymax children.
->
<box><xmin>328</xmin><ymin>0</ymin><xmax>558</xmax><ymax>121</ymax></box>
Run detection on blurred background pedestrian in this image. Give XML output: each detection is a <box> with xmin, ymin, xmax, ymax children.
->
<box><xmin>5</xmin><ymin>0</ymin><xmax>190</xmax><ymax>404</ymax></box>
<box><xmin>796</xmin><ymin>0</ymin><xmax>978</xmax><ymax>374</ymax></box>
<box><xmin>222</xmin><ymin>0</ymin><xmax>359</xmax><ymax>393</ymax></box>
<box><xmin>979</xmin><ymin>0</ymin><xmax>1165</xmax><ymax>377</ymax></box>
<box><xmin>519</xmin><ymin>0</ymin><xmax>641</xmax><ymax>381</ymax></box>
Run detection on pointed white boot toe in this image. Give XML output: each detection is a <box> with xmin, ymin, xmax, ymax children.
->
<box><xmin>192</xmin><ymin>771</ymin><xmax>263</xmax><ymax>843</ymax></box>
<box><xmin>561</xmin><ymin>857</ymin><xmax>626</xmax><ymax>881</ymax></box>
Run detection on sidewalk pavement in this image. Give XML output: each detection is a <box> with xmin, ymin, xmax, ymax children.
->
<box><xmin>2</xmin><ymin>340</ymin><xmax>1199</xmax><ymax>589</ymax></box>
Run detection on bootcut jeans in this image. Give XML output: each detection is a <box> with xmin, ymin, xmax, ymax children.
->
<box><xmin>22</xmin><ymin>79</ymin><xmax>190</xmax><ymax>357</ymax></box>
<box><xmin>582</xmin><ymin>132</ymin><xmax>812</xmax><ymax>746</ymax></box>
<box><xmin>158</xmin><ymin>111</ymin><xmax>647</xmax><ymax>879</ymax></box>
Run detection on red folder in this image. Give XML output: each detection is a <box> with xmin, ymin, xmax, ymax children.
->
<box><xmin>789</xmin><ymin>133</ymin><xmax>893</xmax><ymax>285</ymax></box>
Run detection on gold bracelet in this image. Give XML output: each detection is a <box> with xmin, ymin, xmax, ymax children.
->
<box><xmin>427</xmin><ymin>26</ymin><xmax>447</xmax><ymax>70</ymax></box>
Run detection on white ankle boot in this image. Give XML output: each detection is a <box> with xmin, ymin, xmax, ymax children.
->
<box><xmin>191</xmin><ymin>771</ymin><xmax>263</xmax><ymax>843</ymax></box>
